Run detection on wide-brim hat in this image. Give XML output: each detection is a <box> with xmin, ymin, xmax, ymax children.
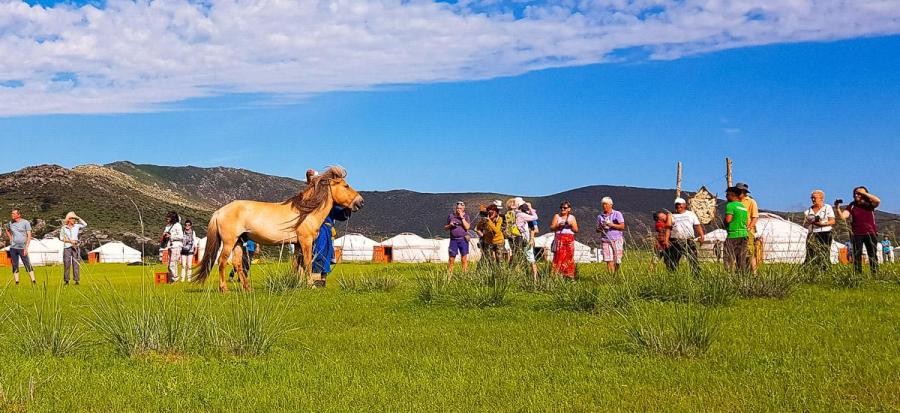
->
<box><xmin>493</xmin><ymin>200</ymin><xmax>503</xmax><ymax>209</ymax></box>
<box><xmin>734</xmin><ymin>182</ymin><xmax>750</xmax><ymax>194</ymax></box>
<box><xmin>64</xmin><ymin>211</ymin><xmax>79</xmax><ymax>221</ymax></box>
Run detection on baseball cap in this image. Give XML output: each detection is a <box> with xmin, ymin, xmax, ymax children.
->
<box><xmin>674</xmin><ymin>198</ymin><xmax>686</xmax><ymax>205</ymax></box>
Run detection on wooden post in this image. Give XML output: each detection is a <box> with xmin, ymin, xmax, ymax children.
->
<box><xmin>675</xmin><ymin>161</ymin><xmax>683</xmax><ymax>199</ymax></box>
<box><xmin>726</xmin><ymin>158</ymin><xmax>733</xmax><ymax>188</ymax></box>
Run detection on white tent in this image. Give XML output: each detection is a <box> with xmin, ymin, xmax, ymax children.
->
<box><xmin>755</xmin><ymin>213</ymin><xmax>808</xmax><ymax>264</ymax></box>
<box><xmin>533</xmin><ymin>233</ymin><xmax>596</xmax><ymax>263</ymax></box>
<box><xmin>436</xmin><ymin>237</ymin><xmax>483</xmax><ymax>262</ymax></box>
<box><xmin>2</xmin><ymin>238</ymin><xmax>64</xmax><ymax>266</ymax></box>
<box><xmin>379</xmin><ymin>233</ymin><xmax>442</xmax><ymax>263</ymax></box>
<box><xmin>334</xmin><ymin>234</ymin><xmax>379</xmax><ymax>262</ymax></box>
<box><xmin>90</xmin><ymin>242</ymin><xmax>143</xmax><ymax>264</ymax></box>
<box><xmin>698</xmin><ymin>229</ymin><xmax>728</xmax><ymax>262</ymax></box>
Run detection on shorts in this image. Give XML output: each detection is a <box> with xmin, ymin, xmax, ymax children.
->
<box><xmin>448</xmin><ymin>238</ymin><xmax>469</xmax><ymax>257</ymax></box>
<box><xmin>601</xmin><ymin>239</ymin><xmax>624</xmax><ymax>264</ymax></box>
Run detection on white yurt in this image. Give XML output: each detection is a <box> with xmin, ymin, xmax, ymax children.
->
<box><xmin>698</xmin><ymin>229</ymin><xmax>728</xmax><ymax>262</ymax></box>
<box><xmin>380</xmin><ymin>233</ymin><xmax>441</xmax><ymax>263</ymax></box>
<box><xmin>90</xmin><ymin>242</ymin><xmax>143</xmax><ymax>264</ymax></box>
<box><xmin>755</xmin><ymin>213</ymin><xmax>809</xmax><ymax>264</ymax></box>
<box><xmin>533</xmin><ymin>233</ymin><xmax>596</xmax><ymax>263</ymax></box>
<box><xmin>334</xmin><ymin>233</ymin><xmax>379</xmax><ymax>262</ymax></box>
<box><xmin>2</xmin><ymin>238</ymin><xmax>64</xmax><ymax>266</ymax></box>
<box><xmin>436</xmin><ymin>237</ymin><xmax>483</xmax><ymax>262</ymax></box>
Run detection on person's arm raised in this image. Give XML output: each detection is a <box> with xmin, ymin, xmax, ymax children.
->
<box><xmin>570</xmin><ymin>216</ymin><xmax>579</xmax><ymax>233</ymax></box>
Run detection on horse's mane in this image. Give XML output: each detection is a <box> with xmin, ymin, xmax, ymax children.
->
<box><xmin>284</xmin><ymin>166</ymin><xmax>347</xmax><ymax>228</ymax></box>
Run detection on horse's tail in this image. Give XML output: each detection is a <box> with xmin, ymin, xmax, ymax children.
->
<box><xmin>194</xmin><ymin>212</ymin><xmax>221</xmax><ymax>283</ymax></box>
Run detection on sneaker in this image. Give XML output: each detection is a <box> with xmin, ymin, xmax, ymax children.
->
<box><xmin>75</xmin><ymin>282</ymin><xmax>80</xmax><ymax>285</ymax></box>
<box><xmin>64</xmin><ymin>281</ymin><xmax>69</xmax><ymax>286</ymax></box>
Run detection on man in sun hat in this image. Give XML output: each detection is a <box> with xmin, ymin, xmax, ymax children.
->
<box><xmin>60</xmin><ymin>211</ymin><xmax>87</xmax><ymax>285</ymax></box>
<box><xmin>735</xmin><ymin>182</ymin><xmax>760</xmax><ymax>275</ymax></box>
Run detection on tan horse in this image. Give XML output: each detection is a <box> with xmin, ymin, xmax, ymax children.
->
<box><xmin>194</xmin><ymin>166</ymin><xmax>364</xmax><ymax>292</ymax></box>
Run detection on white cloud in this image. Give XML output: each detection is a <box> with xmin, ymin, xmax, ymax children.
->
<box><xmin>1</xmin><ymin>0</ymin><xmax>899</xmax><ymax>116</ymax></box>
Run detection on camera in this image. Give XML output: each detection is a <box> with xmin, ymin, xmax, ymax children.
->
<box><xmin>834</xmin><ymin>198</ymin><xmax>843</xmax><ymax>205</ymax></box>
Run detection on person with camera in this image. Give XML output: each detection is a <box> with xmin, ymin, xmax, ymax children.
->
<box><xmin>514</xmin><ymin>198</ymin><xmax>540</xmax><ymax>282</ymax></box>
<box><xmin>803</xmin><ymin>190</ymin><xmax>836</xmax><ymax>272</ymax></box>
<box><xmin>666</xmin><ymin>198</ymin><xmax>704</xmax><ymax>276</ymax></box>
<box><xmin>836</xmin><ymin>187</ymin><xmax>882</xmax><ymax>274</ymax></box>
<box><xmin>504</xmin><ymin>198</ymin><xmax>526</xmax><ymax>266</ymax></box>
<box><xmin>60</xmin><ymin>211</ymin><xmax>87</xmax><ymax>285</ymax></box>
<box><xmin>476</xmin><ymin>204</ymin><xmax>506</xmax><ymax>265</ymax></box>
<box><xmin>596</xmin><ymin>197</ymin><xmax>625</xmax><ymax>274</ymax></box>
<box><xmin>551</xmin><ymin>201</ymin><xmax>578</xmax><ymax>278</ymax></box>
<box><xmin>445</xmin><ymin>201</ymin><xmax>471</xmax><ymax>276</ymax></box>
<box><xmin>160</xmin><ymin>211</ymin><xmax>184</xmax><ymax>283</ymax></box>
<box><xmin>178</xmin><ymin>220</ymin><xmax>196</xmax><ymax>282</ymax></box>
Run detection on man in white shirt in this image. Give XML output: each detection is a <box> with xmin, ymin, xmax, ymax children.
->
<box><xmin>665</xmin><ymin>198</ymin><xmax>705</xmax><ymax>276</ymax></box>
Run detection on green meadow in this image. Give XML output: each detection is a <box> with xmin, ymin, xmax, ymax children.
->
<box><xmin>0</xmin><ymin>258</ymin><xmax>898</xmax><ymax>412</ymax></box>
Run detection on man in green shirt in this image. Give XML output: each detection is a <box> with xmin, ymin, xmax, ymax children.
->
<box><xmin>724</xmin><ymin>188</ymin><xmax>750</xmax><ymax>272</ymax></box>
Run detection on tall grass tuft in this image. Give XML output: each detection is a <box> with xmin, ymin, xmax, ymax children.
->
<box><xmin>415</xmin><ymin>272</ymin><xmax>451</xmax><ymax>305</ymax></box>
<box><xmin>338</xmin><ymin>270</ymin><xmax>402</xmax><ymax>293</ymax></box>
<box><xmin>84</xmin><ymin>286</ymin><xmax>196</xmax><ymax>356</ymax></box>
<box><xmin>212</xmin><ymin>294</ymin><xmax>297</xmax><ymax>356</ymax></box>
<box><xmin>730</xmin><ymin>268</ymin><xmax>799</xmax><ymax>299</ymax></box>
<box><xmin>623</xmin><ymin>304</ymin><xmax>718</xmax><ymax>358</ymax></box>
<box><xmin>634</xmin><ymin>274</ymin><xmax>692</xmax><ymax>303</ymax></box>
<box><xmin>828</xmin><ymin>266</ymin><xmax>863</xmax><ymax>288</ymax></box>
<box><xmin>416</xmin><ymin>266</ymin><xmax>511</xmax><ymax>308</ymax></box>
<box><xmin>548</xmin><ymin>279</ymin><xmax>601</xmax><ymax>312</ymax></box>
<box><xmin>261</xmin><ymin>263</ymin><xmax>307</xmax><ymax>294</ymax></box>
<box><xmin>13</xmin><ymin>287</ymin><xmax>84</xmax><ymax>357</ymax></box>
<box><xmin>694</xmin><ymin>272</ymin><xmax>736</xmax><ymax>307</ymax></box>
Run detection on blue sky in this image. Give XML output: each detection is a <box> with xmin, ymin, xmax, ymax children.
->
<box><xmin>2</xmin><ymin>1</ymin><xmax>899</xmax><ymax>212</ymax></box>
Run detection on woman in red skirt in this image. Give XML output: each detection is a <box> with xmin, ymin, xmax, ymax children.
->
<box><xmin>551</xmin><ymin>201</ymin><xmax>579</xmax><ymax>278</ymax></box>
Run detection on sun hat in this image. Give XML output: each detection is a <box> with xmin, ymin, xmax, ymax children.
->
<box><xmin>734</xmin><ymin>182</ymin><xmax>750</xmax><ymax>194</ymax></box>
<box><xmin>64</xmin><ymin>211</ymin><xmax>79</xmax><ymax>221</ymax></box>
<box><xmin>674</xmin><ymin>198</ymin><xmax>687</xmax><ymax>205</ymax></box>
<box><xmin>493</xmin><ymin>200</ymin><xmax>503</xmax><ymax>209</ymax></box>
<box><xmin>513</xmin><ymin>197</ymin><xmax>525</xmax><ymax>208</ymax></box>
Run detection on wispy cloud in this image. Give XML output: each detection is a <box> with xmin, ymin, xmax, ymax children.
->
<box><xmin>2</xmin><ymin>0</ymin><xmax>899</xmax><ymax>116</ymax></box>
<box><xmin>723</xmin><ymin>128</ymin><xmax>741</xmax><ymax>135</ymax></box>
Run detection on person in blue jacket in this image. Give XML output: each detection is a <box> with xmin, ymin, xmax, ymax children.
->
<box><xmin>310</xmin><ymin>206</ymin><xmax>351</xmax><ymax>288</ymax></box>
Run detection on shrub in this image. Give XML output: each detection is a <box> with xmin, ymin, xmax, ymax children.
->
<box><xmin>338</xmin><ymin>271</ymin><xmax>401</xmax><ymax>293</ymax></box>
<box><xmin>13</xmin><ymin>287</ymin><xmax>84</xmax><ymax>357</ymax></box>
<box><xmin>549</xmin><ymin>279</ymin><xmax>601</xmax><ymax>312</ymax></box>
<box><xmin>730</xmin><ymin>269</ymin><xmax>799</xmax><ymax>299</ymax></box>
<box><xmin>694</xmin><ymin>272</ymin><xmax>736</xmax><ymax>307</ymax></box>
<box><xmin>213</xmin><ymin>294</ymin><xmax>297</xmax><ymax>356</ymax></box>
<box><xmin>84</xmin><ymin>287</ymin><xmax>196</xmax><ymax>356</ymax></box>
<box><xmin>623</xmin><ymin>304</ymin><xmax>718</xmax><ymax>358</ymax></box>
<box><xmin>261</xmin><ymin>264</ymin><xmax>307</xmax><ymax>294</ymax></box>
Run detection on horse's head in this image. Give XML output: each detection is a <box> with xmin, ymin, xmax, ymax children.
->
<box><xmin>320</xmin><ymin>166</ymin><xmax>364</xmax><ymax>212</ymax></box>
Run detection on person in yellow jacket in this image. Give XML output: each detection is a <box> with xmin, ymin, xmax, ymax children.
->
<box><xmin>476</xmin><ymin>204</ymin><xmax>505</xmax><ymax>264</ymax></box>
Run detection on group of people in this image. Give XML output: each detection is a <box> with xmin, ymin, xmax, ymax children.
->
<box><xmin>444</xmin><ymin>196</ymin><xmax>631</xmax><ymax>279</ymax></box>
<box><xmin>443</xmin><ymin>183</ymin><xmax>892</xmax><ymax>279</ymax></box>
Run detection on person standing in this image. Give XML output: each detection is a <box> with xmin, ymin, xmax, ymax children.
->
<box><xmin>310</xmin><ymin>207</ymin><xmax>351</xmax><ymax>287</ymax></box>
<box><xmin>504</xmin><ymin>198</ymin><xmax>525</xmax><ymax>266</ymax></box>
<box><xmin>882</xmin><ymin>236</ymin><xmax>894</xmax><ymax>263</ymax></box>
<box><xmin>666</xmin><ymin>198</ymin><xmax>705</xmax><ymax>276</ymax></box>
<box><xmin>60</xmin><ymin>212</ymin><xmax>87</xmax><ymax>285</ymax></box>
<box><xmin>803</xmin><ymin>190</ymin><xmax>836</xmax><ymax>272</ymax></box>
<box><xmin>724</xmin><ymin>188</ymin><xmax>750</xmax><ymax>273</ymax></box>
<box><xmin>514</xmin><ymin>199</ymin><xmax>540</xmax><ymax>283</ymax></box>
<box><xmin>476</xmin><ymin>204</ymin><xmax>505</xmax><ymax>265</ymax></box>
<box><xmin>179</xmin><ymin>220</ymin><xmax>196</xmax><ymax>282</ymax></box>
<box><xmin>444</xmin><ymin>201</ymin><xmax>471</xmax><ymax>277</ymax></box>
<box><xmin>596</xmin><ymin>197</ymin><xmax>625</xmax><ymax>274</ymax></box>
<box><xmin>551</xmin><ymin>201</ymin><xmax>578</xmax><ymax>278</ymax></box>
<box><xmin>160</xmin><ymin>211</ymin><xmax>184</xmax><ymax>283</ymax></box>
<box><xmin>6</xmin><ymin>209</ymin><xmax>36</xmax><ymax>285</ymax></box>
<box><xmin>229</xmin><ymin>237</ymin><xmax>257</xmax><ymax>282</ymax></box>
<box><xmin>836</xmin><ymin>187</ymin><xmax>882</xmax><ymax>274</ymax></box>
<box><xmin>735</xmin><ymin>183</ymin><xmax>760</xmax><ymax>275</ymax></box>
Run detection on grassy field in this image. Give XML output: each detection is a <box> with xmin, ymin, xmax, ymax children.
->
<box><xmin>0</xmin><ymin>257</ymin><xmax>898</xmax><ymax>412</ymax></box>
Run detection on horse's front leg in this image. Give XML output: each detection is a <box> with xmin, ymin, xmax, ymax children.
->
<box><xmin>298</xmin><ymin>236</ymin><xmax>315</xmax><ymax>286</ymax></box>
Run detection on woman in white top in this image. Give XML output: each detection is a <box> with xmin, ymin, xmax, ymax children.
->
<box><xmin>161</xmin><ymin>211</ymin><xmax>184</xmax><ymax>283</ymax></box>
<box><xmin>179</xmin><ymin>220</ymin><xmax>197</xmax><ymax>282</ymax></box>
<box><xmin>804</xmin><ymin>190</ymin><xmax>836</xmax><ymax>271</ymax></box>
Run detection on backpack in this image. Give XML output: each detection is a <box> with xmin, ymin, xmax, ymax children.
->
<box><xmin>503</xmin><ymin>211</ymin><xmax>521</xmax><ymax>238</ymax></box>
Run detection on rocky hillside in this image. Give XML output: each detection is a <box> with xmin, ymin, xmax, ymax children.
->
<box><xmin>1</xmin><ymin>163</ymin><xmax>898</xmax><ymax>254</ymax></box>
